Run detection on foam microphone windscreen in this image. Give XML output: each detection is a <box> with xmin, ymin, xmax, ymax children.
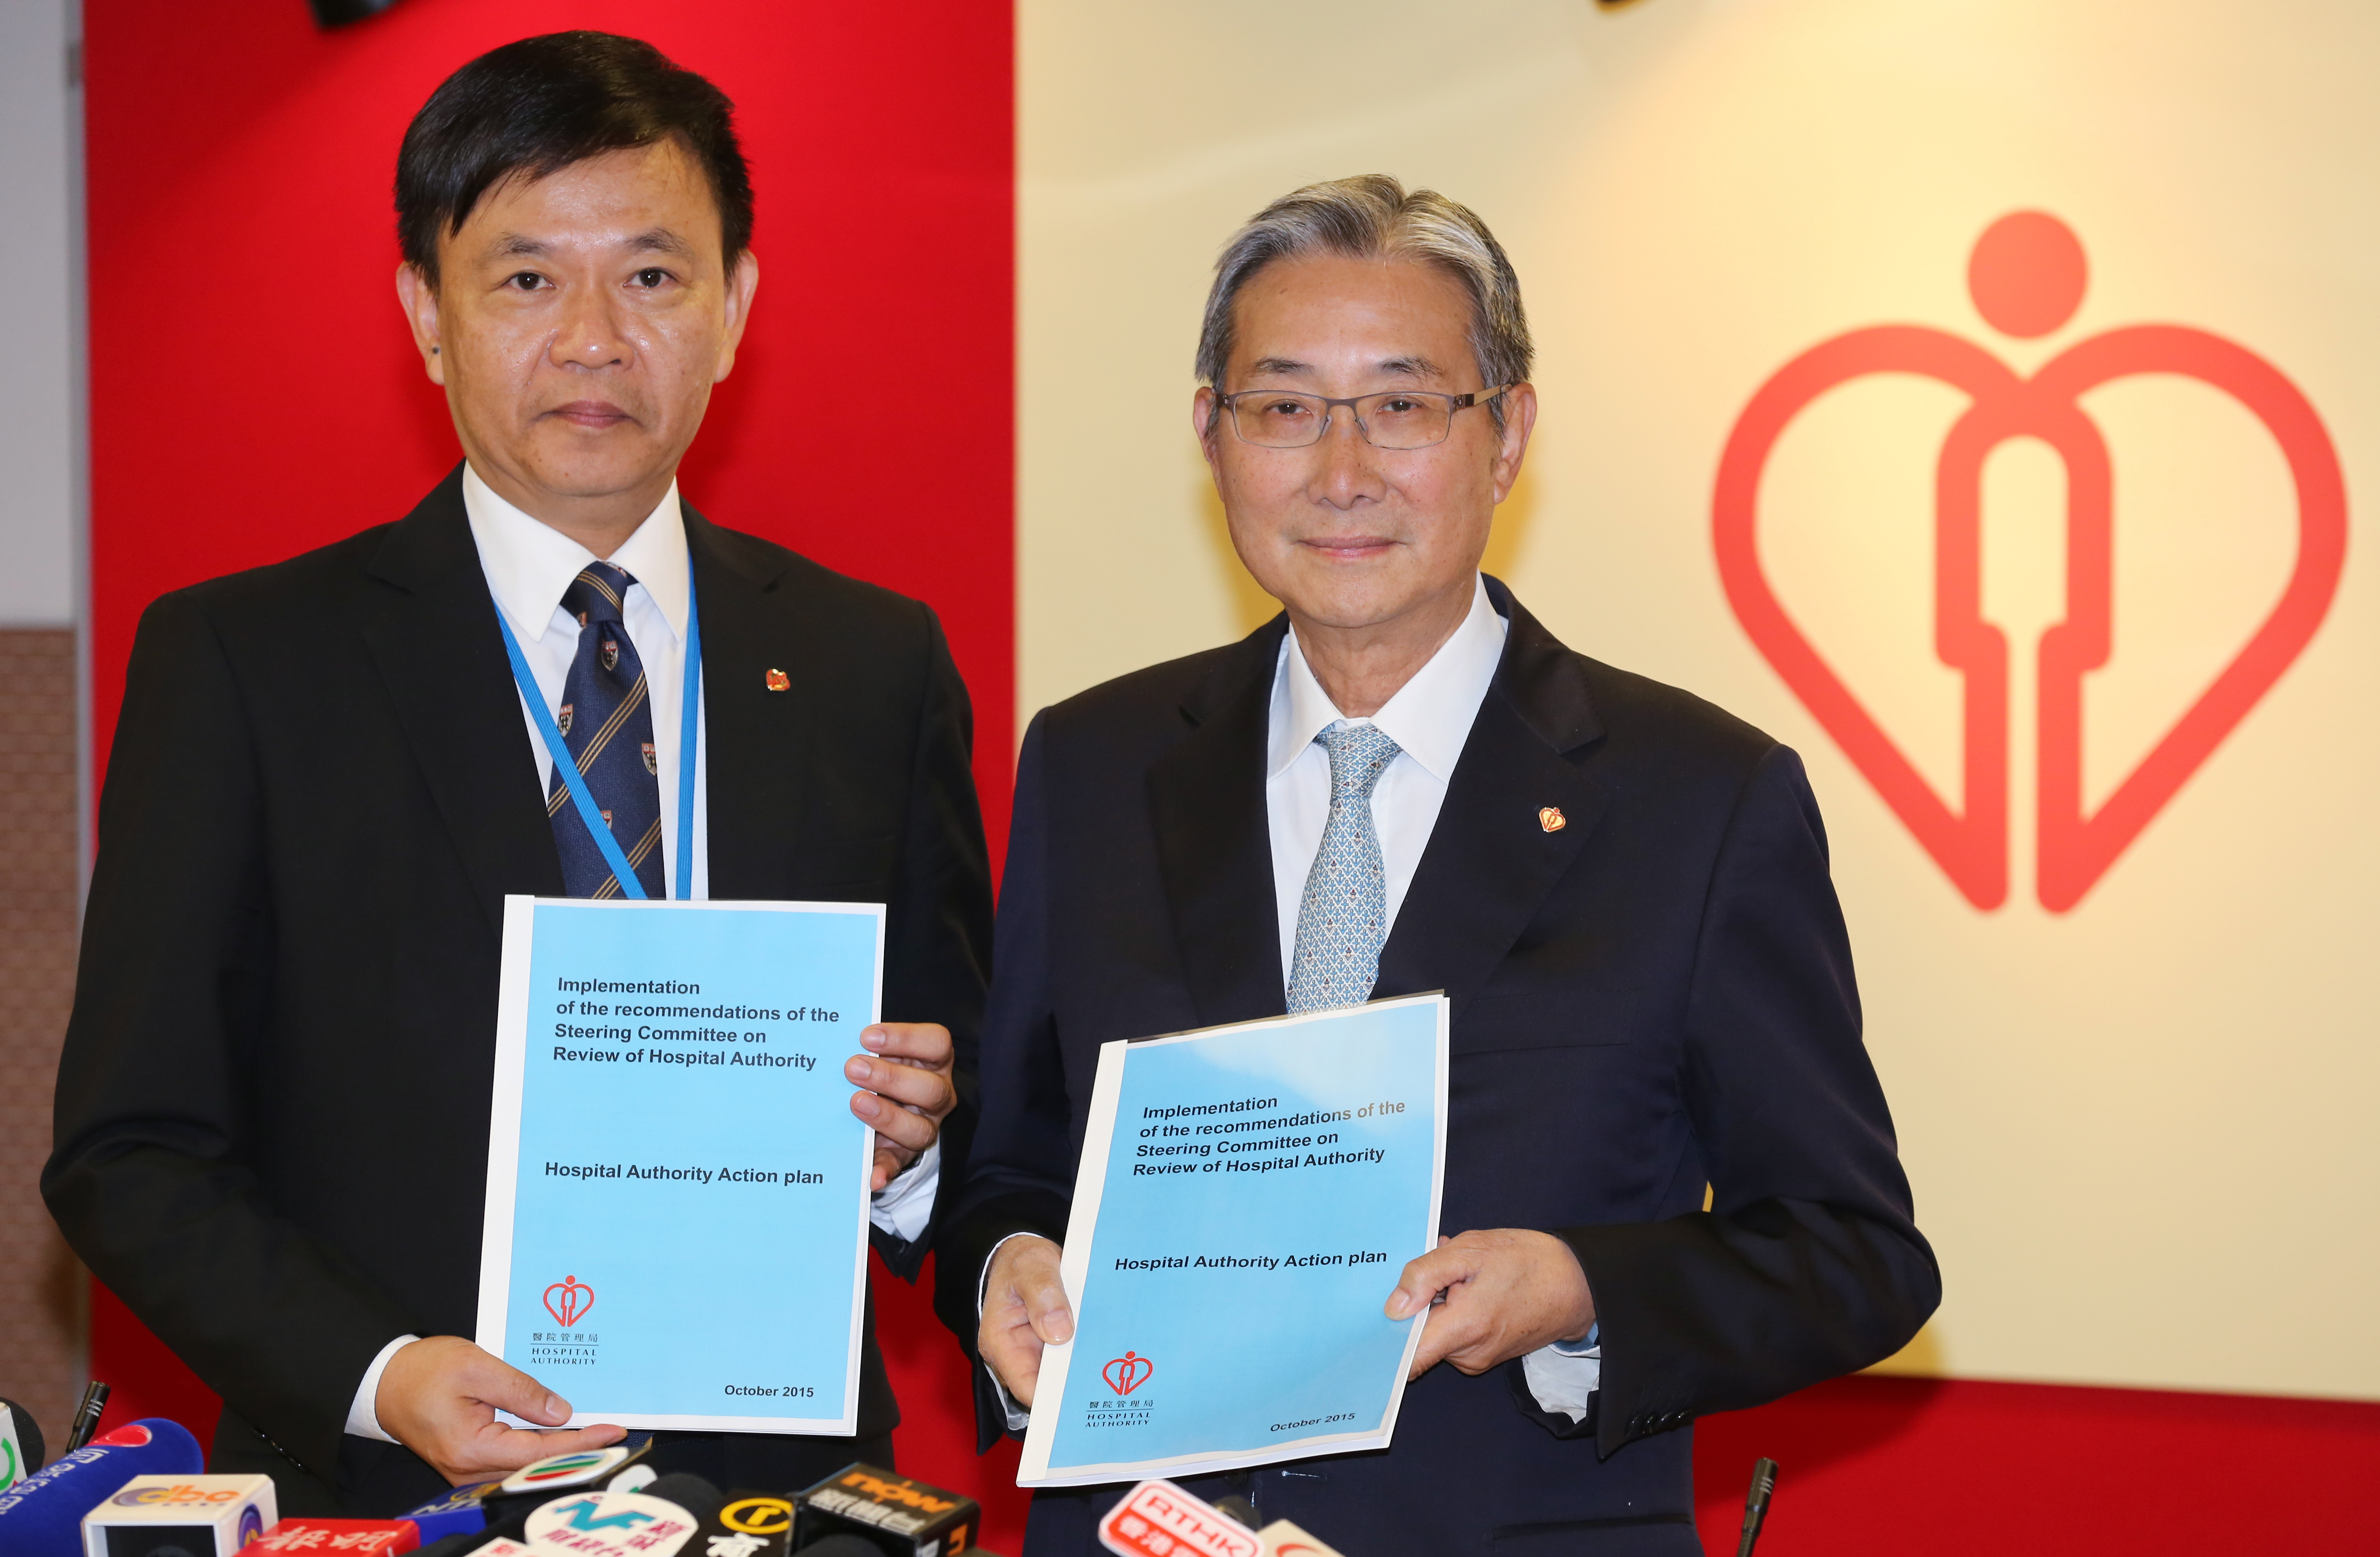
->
<box><xmin>0</xmin><ymin>1419</ymin><xmax>206</xmax><ymax>1557</ymax></box>
<box><xmin>637</xmin><ymin>1473</ymin><xmax>726</xmax><ymax>1529</ymax></box>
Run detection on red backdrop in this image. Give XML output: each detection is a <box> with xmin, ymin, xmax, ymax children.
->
<box><xmin>76</xmin><ymin>3</ymin><xmax>2380</xmax><ymax>1554</ymax></box>
<box><xmin>81</xmin><ymin>0</ymin><xmax>1026</xmax><ymax>1542</ymax></box>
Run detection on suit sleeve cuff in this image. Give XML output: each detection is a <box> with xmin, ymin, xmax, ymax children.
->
<box><xmin>1519</xmin><ymin>1339</ymin><xmax>1602</xmax><ymax>1422</ymax></box>
<box><xmin>978</xmin><ymin>1232</ymin><xmax>1038</xmax><ymax>1433</ymax></box>
<box><xmin>345</xmin><ymin>1334</ymin><xmax>420</xmax><ymax>1444</ymax></box>
<box><xmin>868</xmin><ymin>1139</ymin><xmax>941</xmax><ymax>1243</ymax></box>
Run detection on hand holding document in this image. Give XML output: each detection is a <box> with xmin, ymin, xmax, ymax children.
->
<box><xmin>476</xmin><ymin>896</ymin><xmax>884</xmax><ymax>1434</ymax></box>
<box><xmin>1018</xmin><ymin>993</ymin><xmax>1450</xmax><ymax>1487</ymax></box>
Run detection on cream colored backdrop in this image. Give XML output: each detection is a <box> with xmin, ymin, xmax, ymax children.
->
<box><xmin>1018</xmin><ymin>0</ymin><xmax>2377</xmax><ymax>1400</ymax></box>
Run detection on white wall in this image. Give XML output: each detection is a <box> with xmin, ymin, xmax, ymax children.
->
<box><xmin>0</xmin><ymin>0</ymin><xmax>79</xmax><ymax>627</ymax></box>
<box><xmin>1019</xmin><ymin>0</ymin><xmax>2380</xmax><ymax>1401</ymax></box>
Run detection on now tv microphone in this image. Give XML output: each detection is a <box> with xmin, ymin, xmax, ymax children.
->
<box><xmin>0</xmin><ymin>1418</ymin><xmax>206</xmax><ymax>1557</ymax></box>
<box><xmin>792</xmin><ymin>1463</ymin><xmax>981</xmax><ymax>1554</ymax></box>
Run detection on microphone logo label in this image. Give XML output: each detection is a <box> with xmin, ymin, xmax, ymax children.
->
<box><xmin>544</xmin><ymin>1273</ymin><xmax>596</xmax><ymax>1327</ymax></box>
<box><xmin>1714</xmin><ymin>211</ymin><xmax>2345</xmax><ymax>911</ymax></box>
<box><xmin>1102</xmin><ymin>1350</ymin><xmax>1153</xmax><ymax>1396</ymax></box>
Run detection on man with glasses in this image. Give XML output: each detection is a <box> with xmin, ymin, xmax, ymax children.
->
<box><xmin>938</xmin><ymin>176</ymin><xmax>1937</xmax><ymax>1553</ymax></box>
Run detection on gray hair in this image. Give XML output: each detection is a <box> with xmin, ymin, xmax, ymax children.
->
<box><xmin>1194</xmin><ymin>174</ymin><xmax>1533</xmax><ymax>424</ymax></box>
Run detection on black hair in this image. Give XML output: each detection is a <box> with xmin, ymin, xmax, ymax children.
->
<box><xmin>395</xmin><ymin>32</ymin><xmax>754</xmax><ymax>285</ymax></box>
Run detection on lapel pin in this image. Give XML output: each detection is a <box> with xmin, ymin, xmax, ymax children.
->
<box><xmin>1539</xmin><ymin>806</ymin><xmax>1567</xmax><ymax>833</ymax></box>
<box><xmin>765</xmin><ymin>668</ymin><xmax>791</xmax><ymax>692</ymax></box>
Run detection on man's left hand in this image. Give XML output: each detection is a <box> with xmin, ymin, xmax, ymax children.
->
<box><xmin>1386</xmin><ymin>1229</ymin><xmax>1597</xmax><ymax>1378</ymax></box>
<box><xmin>845</xmin><ymin>1022</ymin><xmax>957</xmax><ymax>1191</ymax></box>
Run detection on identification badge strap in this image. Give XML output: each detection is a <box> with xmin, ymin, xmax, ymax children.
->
<box><xmin>493</xmin><ymin>559</ymin><xmax>702</xmax><ymax>901</ymax></box>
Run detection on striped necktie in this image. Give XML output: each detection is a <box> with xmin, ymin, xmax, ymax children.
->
<box><xmin>548</xmin><ymin>562</ymin><xmax>665</xmax><ymax>899</ymax></box>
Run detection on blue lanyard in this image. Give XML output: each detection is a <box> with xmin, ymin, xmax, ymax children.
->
<box><xmin>494</xmin><ymin>562</ymin><xmax>702</xmax><ymax>900</ymax></box>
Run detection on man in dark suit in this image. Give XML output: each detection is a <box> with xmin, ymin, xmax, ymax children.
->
<box><xmin>45</xmin><ymin>34</ymin><xmax>990</xmax><ymax>1516</ymax></box>
<box><xmin>937</xmin><ymin>176</ymin><xmax>1939</xmax><ymax>1553</ymax></box>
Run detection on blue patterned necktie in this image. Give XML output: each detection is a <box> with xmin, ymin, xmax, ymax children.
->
<box><xmin>548</xmin><ymin>562</ymin><xmax>665</xmax><ymax>899</ymax></box>
<box><xmin>1286</xmin><ymin>721</ymin><xmax>1404</xmax><ymax>1013</ymax></box>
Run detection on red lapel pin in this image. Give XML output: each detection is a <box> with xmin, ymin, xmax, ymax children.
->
<box><xmin>765</xmin><ymin>668</ymin><xmax>790</xmax><ymax>692</ymax></box>
<box><xmin>1539</xmin><ymin>807</ymin><xmax>1567</xmax><ymax>833</ymax></box>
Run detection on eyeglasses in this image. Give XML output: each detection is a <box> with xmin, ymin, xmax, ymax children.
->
<box><xmin>1214</xmin><ymin>385</ymin><xmax>1511</xmax><ymax>450</ymax></box>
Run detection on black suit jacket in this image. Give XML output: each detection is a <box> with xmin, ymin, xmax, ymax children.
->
<box><xmin>46</xmin><ymin>468</ymin><xmax>993</xmax><ymax>1513</ymax></box>
<box><xmin>937</xmin><ymin>579</ymin><xmax>1936</xmax><ymax>1555</ymax></box>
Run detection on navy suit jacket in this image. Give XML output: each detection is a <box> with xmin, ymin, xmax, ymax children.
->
<box><xmin>937</xmin><ymin>579</ymin><xmax>1937</xmax><ymax>1556</ymax></box>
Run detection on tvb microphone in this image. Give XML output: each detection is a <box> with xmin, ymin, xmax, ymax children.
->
<box><xmin>416</xmin><ymin>1470</ymin><xmax>720</xmax><ymax>1557</ymax></box>
<box><xmin>1736</xmin><ymin>1456</ymin><xmax>1779</xmax><ymax>1557</ymax></box>
<box><xmin>0</xmin><ymin>1418</ymin><xmax>206</xmax><ymax>1557</ymax></box>
<box><xmin>0</xmin><ymin>1397</ymin><xmax>46</xmax><ymax>1491</ymax></box>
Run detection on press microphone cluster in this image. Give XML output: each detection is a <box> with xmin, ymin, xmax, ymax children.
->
<box><xmin>407</xmin><ymin>1449</ymin><xmax>998</xmax><ymax>1557</ymax></box>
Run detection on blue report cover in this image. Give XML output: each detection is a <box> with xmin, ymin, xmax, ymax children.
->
<box><xmin>1018</xmin><ymin>993</ymin><xmax>1449</xmax><ymax>1486</ymax></box>
<box><xmin>476</xmin><ymin>896</ymin><xmax>882</xmax><ymax>1434</ymax></box>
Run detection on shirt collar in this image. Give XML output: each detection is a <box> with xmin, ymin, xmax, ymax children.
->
<box><xmin>1267</xmin><ymin>573</ymin><xmax>1509</xmax><ymax>781</ymax></box>
<box><xmin>461</xmin><ymin>462</ymin><xmax>689</xmax><ymax>645</ymax></box>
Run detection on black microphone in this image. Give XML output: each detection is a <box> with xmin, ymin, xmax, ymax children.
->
<box><xmin>62</xmin><ymin>1381</ymin><xmax>110</xmax><ymax>1453</ymax></box>
<box><xmin>792</xmin><ymin>1463</ymin><xmax>982</xmax><ymax>1555</ymax></box>
<box><xmin>792</xmin><ymin>1539</ymin><xmax>884</xmax><ymax>1557</ymax></box>
<box><xmin>0</xmin><ymin>1398</ymin><xmax>45</xmax><ymax>1487</ymax></box>
<box><xmin>1736</xmin><ymin>1456</ymin><xmax>1779</xmax><ymax>1557</ymax></box>
<box><xmin>637</xmin><ymin>1473</ymin><xmax>726</xmax><ymax>1529</ymax></box>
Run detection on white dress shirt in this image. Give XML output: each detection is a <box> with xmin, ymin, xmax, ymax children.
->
<box><xmin>345</xmin><ymin>465</ymin><xmax>937</xmax><ymax>1443</ymax></box>
<box><xmin>986</xmin><ymin>575</ymin><xmax>1599</xmax><ymax>1432</ymax></box>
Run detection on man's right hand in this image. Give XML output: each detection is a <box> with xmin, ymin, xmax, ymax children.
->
<box><xmin>978</xmin><ymin>1235</ymin><xmax>1072</xmax><ymax>1409</ymax></box>
<box><xmin>376</xmin><ymin>1335</ymin><xmax>625</xmax><ymax>1485</ymax></box>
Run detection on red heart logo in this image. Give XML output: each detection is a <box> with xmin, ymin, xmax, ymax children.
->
<box><xmin>543</xmin><ymin>1274</ymin><xmax>595</xmax><ymax>1328</ymax></box>
<box><xmin>1101</xmin><ymin>1350</ymin><xmax>1153</xmax><ymax>1396</ymax></box>
<box><xmin>1715</xmin><ymin>213</ymin><xmax>2345</xmax><ymax>910</ymax></box>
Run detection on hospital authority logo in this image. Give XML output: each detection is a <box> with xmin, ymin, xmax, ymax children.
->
<box><xmin>1103</xmin><ymin>1350</ymin><xmax>1154</xmax><ymax>1395</ymax></box>
<box><xmin>546</xmin><ymin>1273</ymin><xmax>596</xmax><ymax>1326</ymax></box>
<box><xmin>1085</xmin><ymin>1351</ymin><xmax>1156</xmax><ymax>1429</ymax></box>
<box><xmin>531</xmin><ymin>1274</ymin><xmax>600</xmax><ymax>1367</ymax></box>
<box><xmin>1715</xmin><ymin>212</ymin><xmax>2345</xmax><ymax>912</ymax></box>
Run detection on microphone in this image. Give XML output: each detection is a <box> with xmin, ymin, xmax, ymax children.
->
<box><xmin>398</xmin><ymin>1479</ymin><xmax>503</xmax><ymax>1546</ymax></box>
<box><xmin>63</xmin><ymin>1380</ymin><xmax>110</xmax><ymax>1453</ymax></box>
<box><xmin>792</xmin><ymin>1463</ymin><xmax>982</xmax><ymax>1555</ymax></box>
<box><xmin>78</xmin><ymin>1472</ymin><xmax>278</xmax><ymax>1556</ymax></box>
<box><xmin>697</xmin><ymin>1490</ymin><xmax>794</xmax><ymax>1557</ymax></box>
<box><xmin>1</xmin><ymin>1397</ymin><xmax>46</xmax><ymax>1490</ymax></box>
<box><xmin>793</xmin><ymin>1539</ymin><xmax>888</xmax><ymax>1557</ymax></box>
<box><xmin>1099</xmin><ymin>1479</ymin><xmax>1347</xmax><ymax>1557</ymax></box>
<box><xmin>416</xmin><ymin>1470</ymin><xmax>720</xmax><ymax>1557</ymax></box>
<box><xmin>518</xmin><ymin>1473</ymin><xmax>721</xmax><ymax>1555</ymax></box>
<box><xmin>1736</xmin><ymin>1456</ymin><xmax>1779</xmax><ymax>1557</ymax></box>
<box><xmin>0</xmin><ymin>1418</ymin><xmax>206</xmax><ymax>1557</ymax></box>
<box><xmin>251</xmin><ymin>1518</ymin><xmax>424</xmax><ymax>1554</ymax></box>
<box><xmin>416</xmin><ymin>1434</ymin><xmax>664</xmax><ymax>1549</ymax></box>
